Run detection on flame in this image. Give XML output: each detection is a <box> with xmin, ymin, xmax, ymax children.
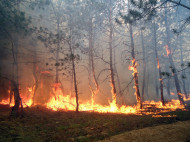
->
<box><xmin>170</xmin><ymin>92</ymin><xmax>175</xmax><ymax>95</ymax></box>
<box><xmin>40</xmin><ymin>71</ymin><xmax>51</xmax><ymax>74</ymax></box>
<box><xmin>165</xmin><ymin>45</ymin><xmax>171</xmax><ymax>56</ymax></box>
<box><xmin>128</xmin><ymin>58</ymin><xmax>141</xmax><ymax>108</ymax></box>
<box><xmin>0</xmin><ymin>97</ymin><xmax>14</xmax><ymax>107</ymax></box>
<box><xmin>0</xmin><ymin>83</ymin><xmax>190</xmax><ymax>115</ymax></box>
<box><xmin>128</xmin><ymin>58</ymin><xmax>137</xmax><ymax>73</ymax></box>
<box><xmin>184</xmin><ymin>95</ymin><xmax>190</xmax><ymax>101</ymax></box>
<box><xmin>152</xmin><ymin>114</ymin><xmax>177</xmax><ymax>118</ymax></box>
<box><xmin>0</xmin><ymin>87</ymin><xmax>34</xmax><ymax>108</ymax></box>
<box><xmin>143</xmin><ymin>99</ymin><xmax>185</xmax><ymax>112</ymax></box>
<box><xmin>44</xmin><ymin>84</ymin><xmax>190</xmax><ymax>115</ymax></box>
<box><xmin>157</xmin><ymin>59</ymin><xmax>160</xmax><ymax>69</ymax></box>
<box><xmin>27</xmin><ymin>87</ymin><xmax>33</xmax><ymax>93</ymax></box>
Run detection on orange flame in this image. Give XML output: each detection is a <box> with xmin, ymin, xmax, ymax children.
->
<box><xmin>44</xmin><ymin>84</ymin><xmax>190</xmax><ymax>115</ymax></box>
<box><xmin>152</xmin><ymin>114</ymin><xmax>177</xmax><ymax>118</ymax></box>
<box><xmin>40</xmin><ymin>71</ymin><xmax>51</xmax><ymax>74</ymax></box>
<box><xmin>0</xmin><ymin>87</ymin><xmax>34</xmax><ymax>108</ymax></box>
<box><xmin>0</xmin><ymin>83</ymin><xmax>190</xmax><ymax>115</ymax></box>
<box><xmin>170</xmin><ymin>92</ymin><xmax>175</xmax><ymax>95</ymax></box>
<box><xmin>165</xmin><ymin>45</ymin><xmax>171</xmax><ymax>56</ymax></box>
<box><xmin>157</xmin><ymin>59</ymin><xmax>160</xmax><ymax>69</ymax></box>
<box><xmin>128</xmin><ymin>59</ymin><xmax>137</xmax><ymax>73</ymax></box>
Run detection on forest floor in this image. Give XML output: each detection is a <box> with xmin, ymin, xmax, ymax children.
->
<box><xmin>98</xmin><ymin>120</ymin><xmax>190</xmax><ymax>142</ymax></box>
<box><xmin>0</xmin><ymin>105</ymin><xmax>190</xmax><ymax>142</ymax></box>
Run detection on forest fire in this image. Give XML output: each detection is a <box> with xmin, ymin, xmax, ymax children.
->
<box><xmin>0</xmin><ymin>87</ymin><xmax>34</xmax><ymax>108</ymax></box>
<box><xmin>0</xmin><ymin>0</ymin><xmax>190</xmax><ymax>141</ymax></box>
<box><xmin>0</xmin><ymin>83</ymin><xmax>189</xmax><ymax>115</ymax></box>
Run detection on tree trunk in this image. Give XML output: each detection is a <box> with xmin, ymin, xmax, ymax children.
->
<box><xmin>166</xmin><ymin>64</ymin><xmax>171</xmax><ymax>97</ymax></box>
<box><xmin>88</xmin><ymin>17</ymin><xmax>99</xmax><ymax>105</ymax></box>
<box><xmin>113</xmin><ymin>35</ymin><xmax>122</xmax><ymax>97</ymax></box>
<box><xmin>140</xmin><ymin>26</ymin><xmax>146</xmax><ymax>102</ymax></box>
<box><xmin>153</xmin><ymin>20</ymin><xmax>165</xmax><ymax>105</ymax></box>
<box><xmin>69</xmin><ymin>32</ymin><xmax>79</xmax><ymax>112</ymax></box>
<box><xmin>129</xmin><ymin>24</ymin><xmax>142</xmax><ymax>109</ymax></box>
<box><xmin>10</xmin><ymin>81</ymin><xmax>21</xmax><ymax>117</ymax></box>
<box><xmin>10</xmin><ymin>63</ymin><xmax>14</xmax><ymax>105</ymax></box>
<box><xmin>109</xmin><ymin>5</ymin><xmax>117</xmax><ymax>103</ymax></box>
<box><xmin>11</xmin><ymin>29</ymin><xmax>22</xmax><ymax>117</ymax></box>
<box><xmin>164</xmin><ymin>8</ymin><xmax>184</xmax><ymax>105</ymax></box>
<box><xmin>127</xmin><ymin>0</ymin><xmax>142</xmax><ymax>108</ymax></box>
<box><xmin>32</xmin><ymin>44</ymin><xmax>38</xmax><ymax>105</ymax></box>
<box><xmin>153</xmin><ymin>56</ymin><xmax>159</xmax><ymax>97</ymax></box>
<box><xmin>179</xmin><ymin>36</ymin><xmax>188</xmax><ymax>99</ymax></box>
<box><xmin>55</xmin><ymin>14</ymin><xmax>60</xmax><ymax>84</ymax></box>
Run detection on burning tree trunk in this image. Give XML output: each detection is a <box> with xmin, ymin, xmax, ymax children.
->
<box><xmin>32</xmin><ymin>63</ymin><xmax>38</xmax><ymax>105</ymax></box>
<box><xmin>153</xmin><ymin>20</ymin><xmax>165</xmax><ymax>106</ymax></box>
<box><xmin>32</xmin><ymin>42</ymin><xmax>38</xmax><ymax>106</ymax></box>
<box><xmin>129</xmin><ymin>24</ymin><xmax>142</xmax><ymax>109</ymax></box>
<box><xmin>166</xmin><ymin>46</ymin><xmax>185</xmax><ymax>105</ymax></box>
<box><xmin>109</xmin><ymin>6</ymin><xmax>117</xmax><ymax>104</ymax></box>
<box><xmin>10</xmin><ymin>80</ymin><xmax>22</xmax><ymax>117</ymax></box>
<box><xmin>1</xmin><ymin>76</ymin><xmax>22</xmax><ymax>117</ymax></box>
<box><xmin>140</xmin><ymin>26</ymin><xmax>146</xmax><ymax>102</ymax></box>
<box><xmin>164</xmin><ymin>8</ymin><xmax>184</xmax><ymax>105</ymax></box>
<box><xmin>1</xmin><ymin>14</ymin><xmax>22</xmax><ymax>116</ymax></box>
<box><xmin>88</xmin><ymin>17</ymin><xmax>99</xmax><ymax>105</ymax></box>
<box><xmin>12</xmin><ymin>0</ymin><xmax>22</xmax><ymax>115</ymax></box>
<box><xmin>11</xmin><ymin>35</ymin><xmax>24</xmax><ymax>117</ymax></box>
<box><xmin>179</xmin><ymin>36</ymin><xmax>188</xmax><ymax>99</ymax></box>
<box><xmin>9</xmin><ymin>81</ymin><xmax>14</xmax><ymax>105</ymax></box>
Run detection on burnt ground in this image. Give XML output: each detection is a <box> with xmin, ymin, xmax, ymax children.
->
<box><xmin>0</xmin><ymin>105</ymin><xmax>190</xmax><ymax>142</ymax></box>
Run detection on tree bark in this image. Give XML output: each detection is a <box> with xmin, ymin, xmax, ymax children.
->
<box><xmin>113</xmin><ymin>35</ymin><xmax>122</xmax><ymax>97</ymax></box>
<box><xmin>153</xmin><ymin>20</ymin><xmax>165</xmax><ymax>105</ymax></box>
<box><xmin>179</xmin><ymin>36</ymin><xmax>188</xmax><ymax>99</ymax></box>
<box><xmin>164</xmin><ymin>8</ymin><xmax>185</xmax><ymax>105</ymax></box>
<box><xmin>109</xmin><ymin>5</ymin><xmax>117</xmax><ymax>103</ymax></box>
<box><xmin>32</xmin><ymin>43</ymin><xmax>38</xmax><ymax>105</ymax></box>
<box><xmin>69</xmin><ymin>31</ymin><xmax>79</xmax><ymax>112</ymax></box>
<box><xmin>10</xmin><ymin>81</ymin><xmax>21</xmax><ymax>117</ymax></box>
<box><xmin>55</xmin><ymin>15</ymin><xmax>60</xmax><ymax>84</ymax></box>
<box><xmin>127</xmin><ymin>0</ymin><xmax>142</xmax><ymax>108</ymax></box>
<box><xmin>140</xmin><ymin>26</ymin><xmax>146</xmax><ymax>102</ymax></box>
<box><xmin>88</xmin><ymin>17</ymin><xmax>99</xmax><ymax>105</ymax></box>
<box><xmin>129</xmin><ymin>24</ymin><xmax>142</xmax><ymax>109</ymax></box>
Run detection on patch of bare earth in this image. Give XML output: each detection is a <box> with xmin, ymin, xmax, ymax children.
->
<box><xmin>99</xmin><ymin>120</ymin><xmax>190</xmax><ymax>142</ymax></box>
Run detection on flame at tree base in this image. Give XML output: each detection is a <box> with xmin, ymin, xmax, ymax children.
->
<box><xmin>44</xmin><ymin>84</ymin><xmax>190</xmax><ymax>115</ymax></box>
<box><xmin>0</xmin><ymin>83</ymin><xmax>190</xmax><ymax>115</ymax></box>
<box><xmin>1</xmin><ymin>94</ymin><xmax>190</xmax><ymax>115</ymax></box>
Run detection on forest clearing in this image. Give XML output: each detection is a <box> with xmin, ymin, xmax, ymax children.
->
<box><xmin>0</xmin><ymin>0</ymin><xmax>190</xmax><ymax>141</ymax></box>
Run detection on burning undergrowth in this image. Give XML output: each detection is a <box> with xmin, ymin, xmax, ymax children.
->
<box><xmin>0</xmin><ymin>82</ymin><xmax>190</xmax><ymax>116</ymax></box>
